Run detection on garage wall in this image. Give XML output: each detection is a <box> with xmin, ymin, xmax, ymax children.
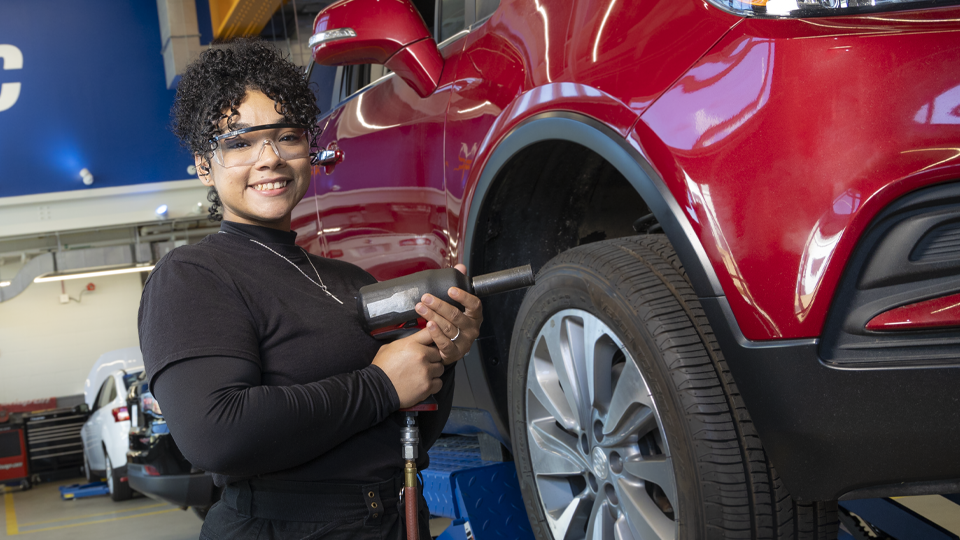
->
<box><xmin>0</xmin><ymin>273</ymin><xmax>143</xmax><ymax>403</ymax></box>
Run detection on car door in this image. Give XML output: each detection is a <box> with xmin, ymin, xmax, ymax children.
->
<box><xmin>309</xmin><ymin>1</ymin><xmax>471</xmax><ymax>280</ymax></box>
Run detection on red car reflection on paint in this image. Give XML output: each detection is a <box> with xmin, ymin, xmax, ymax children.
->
<box><xmin>296</xmin><ymin>0</ymin><xmax>960</xmax><ymax>537</ymax></box>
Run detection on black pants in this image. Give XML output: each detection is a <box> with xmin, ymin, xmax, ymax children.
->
<box><xmin>199</xmin><ymin>476</ymin><xmax>432</xmax><ymax>540</ymax></box>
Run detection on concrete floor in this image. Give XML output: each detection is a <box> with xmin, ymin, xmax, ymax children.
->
<box><xmin>4</xmin><ymin>477</ymin><xmax>957</xmax><ymax>539</ymax></box>
<box><xmin>2</xmin><ymin>478</ymin><xmax>201</xmax><ymax>539</ymax></box>
<box><xmin>1</xmin><ymin>478</ymin><xmax>451</xmax><ymax>540</ymax></box>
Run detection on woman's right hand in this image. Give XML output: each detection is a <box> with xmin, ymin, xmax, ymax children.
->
<box><xmin>371</xmin><ymin>329</ymin><xmax>444</xmax><ymax>408</ymax></box>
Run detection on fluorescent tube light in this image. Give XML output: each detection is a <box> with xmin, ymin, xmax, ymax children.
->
<box><xmin>34</xmin><ymin>265</ymin><xmax>155</xmax><ymax>283</ymax></box>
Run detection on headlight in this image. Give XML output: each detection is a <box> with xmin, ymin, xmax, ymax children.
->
<box><xmin>707</xmin><ymin>0</ymin><xmax>960</xmax><ymax>17</ymax></box>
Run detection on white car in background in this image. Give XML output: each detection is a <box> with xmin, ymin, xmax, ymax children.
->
<box><xmin>79</xmin><ymin>347</ymin><xmax>143</xmax><ymax>501</ymax></box>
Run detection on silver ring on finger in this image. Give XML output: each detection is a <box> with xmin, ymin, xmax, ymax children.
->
<box><xmin>451</xmin><ymin>327</ymin><xmax>461</xmax><ymax>341</ymax></box>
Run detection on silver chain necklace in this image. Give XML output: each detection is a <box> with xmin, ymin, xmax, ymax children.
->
<box><xmin>246</xmin><ymin>238</ymin><xmax>344</xmax><ymax>305</ymax></box>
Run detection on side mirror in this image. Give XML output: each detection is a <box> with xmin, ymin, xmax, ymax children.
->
<box><xmin>310</xmin><ymin>0</ymin><xmax>443</xmax><ymax>98</ymax></box>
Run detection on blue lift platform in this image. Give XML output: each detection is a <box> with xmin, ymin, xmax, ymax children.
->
<box><xmin>59</xmin><ymin>481</ymin><xmax>110</xmax><ymax>500</ymax></box>
<box><xmin>423</xmin><ymin>436</ymin><xmax>533</xmax><ymax>540</ymax></box>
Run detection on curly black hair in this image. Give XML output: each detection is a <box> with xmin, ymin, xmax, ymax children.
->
<box><xmin>171</xmin><ymin>38</ymin><xmax>321</xmax><ymax>221</ymax></box>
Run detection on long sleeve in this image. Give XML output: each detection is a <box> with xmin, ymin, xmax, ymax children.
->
<box><xmin>153</xmin><ymin>355</ymin><xmax>400</xmax><ymax>477</ymax></box>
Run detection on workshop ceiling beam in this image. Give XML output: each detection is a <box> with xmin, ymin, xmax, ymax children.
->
<box><xmin>209</xmin><ymin>0</ymin><xmax>285</xmax><ymax>41</ymax></box>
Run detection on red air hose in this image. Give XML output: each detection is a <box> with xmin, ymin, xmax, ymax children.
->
<box><xmin>405</xmin><ymin>485</ymin><xmax>418</xmax><ymax>540</ymax></box>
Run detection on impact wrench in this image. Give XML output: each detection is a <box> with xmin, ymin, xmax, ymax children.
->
<box><xmin>357</xmin><ymin>265</ymin><xmax>536</xmax><ymax>540</ymax></box>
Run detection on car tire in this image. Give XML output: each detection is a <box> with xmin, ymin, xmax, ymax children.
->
<box><xmin>83</xmin><ymin>450</ymin><xmax>97</xmax><ymax>483</ymax></box>
<box><xmin>508</xmin><ymin>235</ymin><xmax>838</xmax><ymax>540</ymax></box>
<box><xmin>105</xmin><ymin>452</ymin><xmax>133</xmax><ymax>501</ymax></box>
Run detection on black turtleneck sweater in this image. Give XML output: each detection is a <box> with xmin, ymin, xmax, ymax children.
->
<box><xmin>138</xmin><ymin>220</ymin><xmax>454</xmax><ymax>488</ymax></box>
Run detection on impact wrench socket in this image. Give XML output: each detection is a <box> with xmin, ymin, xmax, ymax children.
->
<box><xmin>357</xmin><ymin>265</ymin><xmax>536</xmax><ymax>332</ymax></box>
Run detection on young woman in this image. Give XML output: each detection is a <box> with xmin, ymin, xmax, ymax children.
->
<box><xmin>138</xmin><ymin>39</ymin><xmax>482</xmax><ymax>540</ymax></box>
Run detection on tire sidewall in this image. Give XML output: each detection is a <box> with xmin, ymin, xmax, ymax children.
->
<box><xmin>508</xmin><ymin>263</ymin><xmax>703</xmax><ymax>539</ymax></box>
<box><xmin>105</xmin><ymin>453</ymin><xmax>114</xmax><ymax>494</ymax></box>
<box><xmin>83</xmin><ymin>450</ymin><xmax>95</xmax><ymax>483</ymax></box>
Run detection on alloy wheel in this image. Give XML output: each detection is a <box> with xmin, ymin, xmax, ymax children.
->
<box><xmin>525</xmin><ymin>309</ymin><xmax>678</xmax><ymax>540</ymax></box>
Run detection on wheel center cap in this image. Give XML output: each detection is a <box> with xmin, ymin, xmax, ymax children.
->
<box><xmin>592</xmin><ymin>447</ymin><xmax>608</xmax><ymax>480</ymax></box>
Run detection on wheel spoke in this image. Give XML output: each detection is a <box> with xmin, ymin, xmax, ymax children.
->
<box><xmin>584</xmin><ymin>317</ymin><xmax>618</xmax><ymax>413</ymax></box>
<box><xmin>542</xmin><ymin>317</ymin><xmax>587</xmax><ymax>432</ymax></box>
<box><xmin>623</xmin><ymin>455</ymin><xmax>678</xmax><ymax>511</ymax></box>
<box><xmin>547</xmin><ymin>493</ymin><xmax>592</xmax><ymax>540</ymax></box>
<box><xmin>617</xmin><ymin>477</ymin><xmax>677</xmax><ymax>540</ymax></box>
<box><xmin>603</xmin><ymin>408</ymin><xmax>657</xmax><ymax>448</ymax></box>
<box><xmin>586</xmin><ymin>495</ymin><xmax>615</xmax><ymax>540</ymax></box>
<box><xmin>604</xmin><ymin>358</ymin><xmax>653</xmax><ymax>438</ymax></box>
<box><xmin>530</xmin><ymin>336</ymin><xmax>579</xmax><ymax>431</ymax></box>
<box><xmin>614</xmin><ymin>513</ymin><xmax>636</xmax><ymax>540</ymax></box>
<box><xmin>529</xmin><ymin>418</ymin><xmax>588</xmax><ymax>475</ymax></box>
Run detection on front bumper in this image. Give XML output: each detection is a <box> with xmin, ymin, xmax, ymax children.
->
<box><xmin>127</xmin><ymin>463</ymin><xmax>217</xmax><ymax>507</ymax></box>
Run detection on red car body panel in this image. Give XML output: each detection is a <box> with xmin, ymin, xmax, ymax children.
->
<box><xmin>639</xmin><ymin>9</ymin><xmax>960</xmax><ymax>339</ymax></box>
<box><xmin>301</xmin><ymin>0</ymin><xmax>960</xmax><ymax>500</ymax></box>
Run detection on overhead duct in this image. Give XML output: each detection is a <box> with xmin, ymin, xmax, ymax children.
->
<box><xmin>0</xmin><ymin>253</ymin><xmax>54</xmax><ymax>303</ymax></box>
<box><xmin>55</xmin><ymin>245</ymin><xmax>140</xmax><ymax>271</ymax></box>
<box><xmin>0</xmin><ymin>218</ymin><xmax>219</xmax><ymax>302</ymax></box>
<box><xmin>2</xmin><ymin>245</ymin><xmax>151</xmax><ymax>303</ymax></box>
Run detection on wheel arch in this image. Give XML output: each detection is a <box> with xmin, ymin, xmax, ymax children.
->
<box><xmin>458</xmin><ymin>111</ymin><xmax>727</xmax><ymax>450</ymax></box>
<box><xmin>462</xmin><ymin>111</ymin><xmax>722</xmax><ymax>298</ymax></box>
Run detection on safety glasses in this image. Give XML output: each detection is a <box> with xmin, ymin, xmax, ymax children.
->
<box><xmin>210</xmin><ymin>123</ymin><xmax>310</xmax><ymax>168</ymax></box>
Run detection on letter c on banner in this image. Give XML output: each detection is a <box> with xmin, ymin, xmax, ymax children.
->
<box><xmin>0</xmin><ymin>44</ymin><xmax>23</xmax><ymax>112</ymax></box>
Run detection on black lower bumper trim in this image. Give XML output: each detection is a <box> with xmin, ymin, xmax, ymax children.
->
<box><xmin>702</xmin><ymin>297</ymin><xmax>960</xmax><ymax>502</ymax></box>
<box><xmin>127</xmin><ymin>463</ymin><xmax>216</xmax><ymax>507</ymax></box>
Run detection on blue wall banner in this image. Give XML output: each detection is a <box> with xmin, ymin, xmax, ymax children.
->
<box><xmin>0</xmin><ymin>1</ymin><xmax>194</xmax><ymax>198</ymax></box>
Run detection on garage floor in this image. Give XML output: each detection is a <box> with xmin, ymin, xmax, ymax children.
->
<box><xmin>2</xmin><ymin>478</ymin><xmax>451</xmax><ymax>539</ymax></box>
<box><xmin>2</xmin><ymin>478</ymin><xmax>201</xmax><ymax>539</ymax></box>
<box><xmin>4</xmin><ymin>478</ymin><xmax>957</xmax><ymax>539</ymax></box>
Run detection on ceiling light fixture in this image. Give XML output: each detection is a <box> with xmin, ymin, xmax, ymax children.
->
<box><xmin>0</xmin><ymin>281</ymin><xmax>10</xmax><ymax>287</ymax></box>
<box><xmin>34</xmin><ymin>265</ymin><xmax>155</xmax><ymax>283</ymax></box>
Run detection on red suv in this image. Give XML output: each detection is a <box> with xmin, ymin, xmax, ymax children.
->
<box><xmin>297</xmin><ymin>0</ymin><xmax>960</xmax><ymax>537</ymax></box>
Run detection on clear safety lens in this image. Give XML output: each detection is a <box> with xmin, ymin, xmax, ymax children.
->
<box><xmin>707</xmin><ymin>0</ymin><xmax>959</xmax><ymax>17</ymax></box>
<box><xmin>212</xmin><ymin>124</ymin><xmax>310</xmax><ymax>168</ymax></box>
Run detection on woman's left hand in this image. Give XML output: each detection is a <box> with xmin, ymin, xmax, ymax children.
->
<box><xmin>414</xmin><ymin>264</ymin><xmax>483</xmax><ymax>365</ymax></box>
